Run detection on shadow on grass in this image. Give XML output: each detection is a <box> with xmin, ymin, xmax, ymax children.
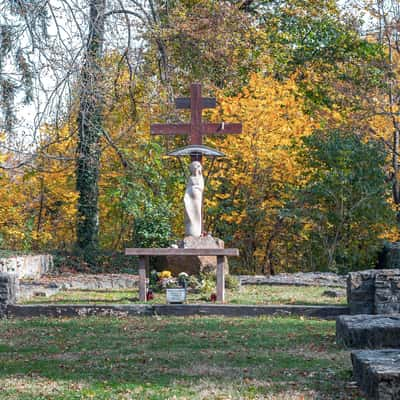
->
<box><xmin>0</xmin><ymin>316</ymin><xmax>362</xmax><ymax>399</ymax></box>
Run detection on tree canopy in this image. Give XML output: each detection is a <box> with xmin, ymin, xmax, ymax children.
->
<box><xmin>0</xmin><ymin>0</ymin><xmax>398</xmax><ymax>273</ymax></box>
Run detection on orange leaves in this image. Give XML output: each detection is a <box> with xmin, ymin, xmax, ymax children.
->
<box><xmin>0</xmin><ymin>123</ymin><xmax>78</xmax><ymax>250</ymax></box>
<box><xmin>212</xmin><ymin>72</ymin><xmax>317</xmax><ymax>187</ymax></box>
<box><xmin>204</xmin><ymin>72</ymin><xmax>317</xmax><ymax>266</ymax></box>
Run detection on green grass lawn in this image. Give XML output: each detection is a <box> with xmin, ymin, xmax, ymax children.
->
<box><xmin>23</xmin><ymin>285</ymin><xmax>347</xmax><ymax>306</ymax></box>
<box><xmin>0</xmin><ymin>316</ymin><xmax>363</xmax><ymax>400</ymax></box>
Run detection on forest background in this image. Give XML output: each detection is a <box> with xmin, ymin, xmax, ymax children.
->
<box><xmin>1</xmin><ymin>0</ymin><xmax>399</xmax><ymax>275</ymax></box>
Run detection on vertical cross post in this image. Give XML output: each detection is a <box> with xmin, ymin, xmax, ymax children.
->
<box><xmin>216</xmin><ymin>255</ymin><xmax>225</xmax><ymax>303</ymax></box>
<box><xmin>190</xmin><ymin>83</ymin><xmax>202</xmax><ymax>162</ymax></box>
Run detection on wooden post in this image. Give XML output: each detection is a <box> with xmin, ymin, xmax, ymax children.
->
<box><xmin>138</xmin><ymin>256</ymin><xmax>147</xmax><ymax>302</ymax></box>
<box><xmin>190</xmin><ymin>83</ymin><xmax>202</xmax><ymax>162</ymax></box>
<box><xmin>216</xmin><ymin>255</ymin><xmax>225</xmax><ymax>303</ymax></box>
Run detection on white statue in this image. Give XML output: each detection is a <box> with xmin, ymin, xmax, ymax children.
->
<box><xmin>184</xmin><ymin>161</ymin><xmax>204</xmax><ymax>237</ymax></box>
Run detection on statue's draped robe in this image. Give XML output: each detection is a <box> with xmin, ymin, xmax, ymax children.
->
<box><xmin>184</xmin><ymin>162</ymin><xmax>204</xmax><ymax>237</ymax></box>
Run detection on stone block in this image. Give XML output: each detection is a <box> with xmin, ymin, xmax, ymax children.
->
<box><xmin>351</xmin><ymin>350</ymin><xmax>400</xmax><ymax>400</ymax></box>
<box><xmin>0</xmin><ymin>273</ymin><xmax>18</xmax><ymax>305</ymax></box>
<box><xmin>347</xmin><ymin>270</ymin><xmax>376</xmax><ymax>314</ymax></box>
<box><xmin>348</xmin><ymin>269</ymin><xmax>400</xmax><ymax>315</ymax></box>
<box><xmin>375</xmin><ymin>271</ymin><xmax>400</xmax><ymax>314</ymax></box>
<box><xmin>166</xmin><ymin>236</ymin><xmax>228</xmax><ymax>275</ymax></box>
<box><xmin>0</xmin><ymin>254</ymin><xmax>53</xmax><ymax>279</ymax></box>
<box><xmin>337</xmin><ymin>315</ymin><xmax>400</xmax><ymax>349</ymax></box>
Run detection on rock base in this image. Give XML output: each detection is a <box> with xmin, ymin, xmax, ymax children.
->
<box><xmin>347</xmin><ymin>269</ymin><xmax>400</xmax><ymax>314</ymax></box>
<box><xmin>351</xmin><ymin>350</ymin><xmax>400</xmax><ymax>400</ymax></box>
<box><xmin>166</xmin><ymin>236</ymin><xmax>228</xmax><ymax>275</ymax></box>
<box><xmin>336</xmin><ymin>315</ymin><xmax>400</xmax><ymax>349</ymax></box>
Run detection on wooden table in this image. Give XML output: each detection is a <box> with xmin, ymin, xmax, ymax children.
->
<box><xmin>125</xmin><ymin>248</ymin><xmax>240</xmax><ymax>303</ymax></box>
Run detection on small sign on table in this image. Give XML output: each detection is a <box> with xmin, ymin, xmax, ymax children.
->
<box><xmin>166</xmin><ymin>288</ymin><xmax>186</xmax><ymax>304</ymax></box>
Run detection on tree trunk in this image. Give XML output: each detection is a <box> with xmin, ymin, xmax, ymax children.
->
<box><xmin>76</xmin><ymin>0</ymin><xmax>105</xmax><ymax>253</ymax></box>
<box><xmin>392</xmin><ymin>123</ymin><xmax>400</xmax><ymax>207</ymax></box>
<box><xmin>262</xmin><ymin>216</ymin><xmax>283</xmax><ymax>276</ymax></box>
<box><xmin>387</xmin><ymin>40</ymin><xmax>400</xmax><ymax>218</ymax></box>
<box><xmin>377</xmin><ymin>0</ymin><xmax>400</xmax><ymax>220</ymax></box>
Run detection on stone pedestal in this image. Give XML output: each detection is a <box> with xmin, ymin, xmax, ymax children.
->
<box><xmin>166</xmin><ymin>236</ymin><xmax>228</xmax><ymax>276</ymax></box>
<box><xmin>347</xmin><ymin>270</ymin><xmax>400</xmax><ymax>315</ymax></box>
<box><xmin>375</xmin><ymin>271</ymin><xmax>400</xmax><ymax>314</ymax></box>
<box><xmin>336</xmin><ymin>315</ymin><xmax>400</xmax><ymax>349</ymax></box>
<box><xmin>352</xmin><ymin>350</ymin><xmax>400</xmax><ymax>400</ymax></box>
<box><xmin>347</xmin><ymin>270</ymin><xmax>376</xmax><ymax>314</ymax></box>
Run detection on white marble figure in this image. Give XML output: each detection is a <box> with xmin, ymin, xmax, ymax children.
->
<box><xmin>184</xmin><ymin>161</ymin><xmax>204</xmax><ymax>237</ymax></box>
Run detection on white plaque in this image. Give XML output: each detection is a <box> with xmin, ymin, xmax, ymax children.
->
<box><xmin>166</xmin><ymin>288</ymin><xmax>186</xmax><ymax>304</ymax></box>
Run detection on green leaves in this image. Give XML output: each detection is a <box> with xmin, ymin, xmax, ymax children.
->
<box><xmin>116</xmin><ymin>142</ymin><xmax>180</xmax><ymax>248</ymax></box>
<box><xmin>291</xmin><ymin>129</ymin><xmax>394</xmax><ymax>273</ymax></box>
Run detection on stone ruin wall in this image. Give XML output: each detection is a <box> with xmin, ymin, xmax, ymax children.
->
<box><xmin>0</xmin><ymin>254</ymin><xmax>53</xmax><ymax>280</ymax></box>
<box><xmin>347</xmin><ymin>269</ymin><xmax>400</xmax><ymax>314</ymax></box>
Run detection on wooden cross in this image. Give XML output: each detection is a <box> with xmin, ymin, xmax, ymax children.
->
<box><xmin>151</xmin><ymin>83</ymin><xmax>242</xmax><ymax>162</ymax></box>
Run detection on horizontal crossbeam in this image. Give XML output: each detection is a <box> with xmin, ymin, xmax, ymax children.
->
<box><xmin>150</xmin><ymin>123</ymin><xmax>190</xmax><ymax>135</ymax></box>
<box><xmin>202</xmin><ymin>123</ymin><xmax>242</xmax><ymax>135</ymax></box>
<box><xmin>175</xmin><ymin>97</ymin><xmax>216</xmax><ymax>109</ymax></box>
<box><xmin>150</xmin><ymin>123</ymin><xmax>242</xmax><ymax>136</ymax></box>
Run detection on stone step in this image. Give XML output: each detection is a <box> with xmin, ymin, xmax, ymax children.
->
<box><xmin>351</xmin><ymin>350</ymin><xmax>400</xmax><ymax>400</ymax></box>
<box><xmin>337</xmin><ymin>315</ymin><xmax>400</xmax><ymax>349</ymax></box>
<box><xmin>5</xmin><ymin>303</ymin><xmax>349</xmax><ymax>319</ymax></box>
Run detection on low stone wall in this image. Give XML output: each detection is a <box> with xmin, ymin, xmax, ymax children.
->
<box><xmin>347</xmin><ymin>269</ymin><xmax>400</xmax><ymax>314</ymax></box>
<box><xmin>153</xmin><ymin>304</ymin><xmax>348</xmax><ymax>318</ymax></box>
<box><xmin>0</xmin><ymin>254</ymin><xmax>53</xmax><ymax>279</ymax></box>
<box><xmin>239</xmin><ymin>272</ymin><xmax>346</xmax><ymax>287</ymax></box>
<box><xmin>18</xmin><ymin>273</ymin><xmax>139</xmax><ymax>301</ymax></box>
<box><xmin>6</xmin><ymin>303</ymin><xmax>349</xmax><ymax>319</ymax></box>
<box><xmin>8</xmin><ymin>304</ymin><xmax>152</xmax><ymax>318</ymax></box>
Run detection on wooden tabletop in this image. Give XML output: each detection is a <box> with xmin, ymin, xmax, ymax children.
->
<box><xmin>125</xmin><ymin>248</ymin><xmax>239</xmax><ymax>256</ymax></box>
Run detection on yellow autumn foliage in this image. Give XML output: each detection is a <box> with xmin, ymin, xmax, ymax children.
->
<box><xmin>0</xmin><ymin>126</ymin><xmax>78</xmax><ymax>250</ymax></box>
<box><xmin>0</xmin><ymin>69</ymin><xmax>318</xmax><ymax>268</ymax></box>
<box><xmin>205</xmin><ymin>72</ymin><xmax>318</xmax><ymax>271</ymax></box>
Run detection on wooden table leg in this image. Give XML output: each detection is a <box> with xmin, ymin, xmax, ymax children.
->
<box><xmin>216</xmin><ymin>255</ymin><xmax>225</xmax><ymax>303</ymax></box>
<box><xmin>138</xmin><ymin>256</ymin><xmax>147</xmax><ymax>302</ymax></box>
